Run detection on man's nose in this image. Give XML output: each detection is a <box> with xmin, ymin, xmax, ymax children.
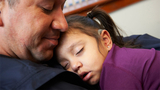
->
<box><xmin>51</xmin><ymin>10</ymin><xmax>68</xmax><ymax>32</ymax></box>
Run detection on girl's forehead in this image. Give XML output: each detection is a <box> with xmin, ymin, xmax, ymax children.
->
<box><xmin>59</xmin><ymin>31</ymin><xmax>81</xmax><ymax>44</ymax></box>
<box><xmin>61</xmin><ymin>29</ymin><xmax>83</xmax><ymax>38</ymax></box>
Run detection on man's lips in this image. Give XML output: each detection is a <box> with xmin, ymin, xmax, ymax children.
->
<box><xmin>44</xmin><ymin>36</ymin><xmax>59</xmax><ymax>46</ymax></box>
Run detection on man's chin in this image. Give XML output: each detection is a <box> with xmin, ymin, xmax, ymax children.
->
<box><xmin>34</xmin><ymin>52</ymin><xmax>53</xmax><ymax>63</ymax></box>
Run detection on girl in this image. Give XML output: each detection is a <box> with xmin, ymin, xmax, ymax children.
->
<box><xmin>55</xmin><ymin>8</ymin><xmax>160</xmax><ymax>90</ymax></box>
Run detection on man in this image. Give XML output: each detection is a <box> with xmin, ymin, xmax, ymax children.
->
<box><xmin>0</xmin><ymin>0</ymin><xmax>97</xmax><ymax>89</ymax></box>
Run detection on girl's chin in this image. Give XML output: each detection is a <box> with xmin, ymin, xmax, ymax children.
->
<box><xmin>88</xmin><ymin>78</ymin><xmax>99</xmax><ymax>85</ymax></box>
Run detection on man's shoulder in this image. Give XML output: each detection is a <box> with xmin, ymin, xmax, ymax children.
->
<box><xmin>0</xmin><ymin>55</ymin><xmax>65</xmax><ymax>90</ymax></box>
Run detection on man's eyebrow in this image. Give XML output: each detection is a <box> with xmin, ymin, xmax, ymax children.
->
<box><xmin>67</xmin><ymin>40</ymin><xmax>83</xmax><ymax>52</ymax></box>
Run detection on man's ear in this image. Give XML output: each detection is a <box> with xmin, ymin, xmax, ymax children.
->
<box><xmin>0</xmin><ymin>0</ymin><xmax>4</xmax><ymax>26</ymax></box>
<box><xmin>100</xmin><ymin>30</ymin><xmax>112</xmax><ymax>51</ymax></box>
<box><xmin>0</xmin><ymin>12</ymin><xmax>3</xmax><ymax>26</ymax></box>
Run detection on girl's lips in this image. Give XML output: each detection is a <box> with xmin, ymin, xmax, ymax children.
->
<box><xmin>80</xmin><ymin>71</ymin><xmax>92</xmax><ymax>82</ymax></box>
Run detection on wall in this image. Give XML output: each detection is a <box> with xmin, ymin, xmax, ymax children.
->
<box><xmin>109</xmin><ymin>0</ymin><xmax>160</xmax><ymax>38</ymax></box>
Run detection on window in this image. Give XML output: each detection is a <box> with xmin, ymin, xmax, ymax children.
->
<box><xmin>63</xmin><ymin>0</ymin><xmax>141</xmax><ymax>16</ymax></box>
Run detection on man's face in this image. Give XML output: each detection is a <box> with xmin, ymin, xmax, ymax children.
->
<box><xmin>1</xmin><ymin>0</ymin><xmax>68</xmax><ymax>62</ymax></box>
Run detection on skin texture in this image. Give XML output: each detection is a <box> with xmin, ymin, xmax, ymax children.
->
<box><xmin>56</xmin><ymin>29</ymin><xmax>112</xmax><ymax>85</ymax></box>
<box><xmin>0</xmin><ymin>0</ymin><xmax>68</xmax><ymax>62</ymax></box>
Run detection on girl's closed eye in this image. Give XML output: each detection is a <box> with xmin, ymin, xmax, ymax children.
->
<box><xmin>76</xmin><ymin>48</ymin><xmax>84</xmax><ymax>56</ymax></box>
<box><xmin>64</xmin><ymin>63</ymin><xmax>69</xmax><ymax>69</ymax></box>
<box><xmin>60</xmin><ymin>61</ymin><xmax>69</xmax><ymax>70</ymax></box>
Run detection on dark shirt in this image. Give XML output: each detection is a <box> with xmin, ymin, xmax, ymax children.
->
<box><xmin>0</xmin><ymin>55</ymin><xmax>96</xmax><ymax>90</ymax></box>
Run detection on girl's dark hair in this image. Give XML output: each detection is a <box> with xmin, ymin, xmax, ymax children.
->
<box><xmin>64</xmin><ymin>8</ymin><xmax>138</xmax><ymax>48</ymax></box>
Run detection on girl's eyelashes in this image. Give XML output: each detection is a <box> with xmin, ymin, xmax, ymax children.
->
<box><xmin>64</xmin><ymin>62</ymin><xmax>70</xmax><ymax>70</ymax></box>
<box><xmin>76</xmin><ymin>48</ymin><xmax>84</xmax><ymax>55</ymax></box>
<box><xmin>59</xmin><ymin>61</ymin><xmax>69</xmax><ymax>70</ymax></box>
<box><xmin>64</xmin><ymin>63</ymin><xmax>68</xmax><ymax>69</ymax></box>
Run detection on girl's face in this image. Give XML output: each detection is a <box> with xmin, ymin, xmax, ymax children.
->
<box><xmin>56</xmin><ymin>29</ymin><xmax>111</xmax><ymax>85</ymax></box>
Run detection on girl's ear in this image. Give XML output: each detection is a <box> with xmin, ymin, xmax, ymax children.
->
<box><xmin>100</xmin><ymin>30</ymin><xmax>112</xmax><ymax>51</ymax></box>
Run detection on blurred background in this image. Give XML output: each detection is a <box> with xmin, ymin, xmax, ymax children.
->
<box><xmin>63</xmin><ymin>0</ymin><xmax>160</xmax><ymax>38</ymax></box>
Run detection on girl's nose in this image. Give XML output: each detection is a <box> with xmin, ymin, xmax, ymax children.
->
<box><xmin>71</xmin><ymin>61</ymin><xmax>82</xmax><ymax>73</ymax></box>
